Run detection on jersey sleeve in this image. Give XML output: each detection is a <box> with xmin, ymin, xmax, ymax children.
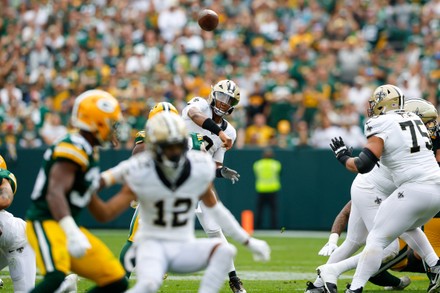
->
<box><xmin>100</xmin><ymin>158</ymin><xmax>132</xmax><ymax>187</ymax></box>
<box><xmin>52</xmin><ymin>141</ymin><xmax>89</xmax><ymax>171</ymax></box>
<box><xmin>364</xmin><ymin>115</ymin><xmax>393</xmax><ymax>143</ymax></box>
<box><xmin>0</xmin><ymin>169</ymin><xmax>17</xmax><ymax>194</ymax></box>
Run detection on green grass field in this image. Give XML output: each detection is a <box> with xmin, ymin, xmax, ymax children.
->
<box><xmin>0</xmin><ymin>230</ymin><xmax>432</xmax><ymax>292</ymax></box>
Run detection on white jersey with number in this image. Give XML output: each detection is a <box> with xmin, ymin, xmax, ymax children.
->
<box><xmin>181</xmin><ymin>97</ymin><xmax>236</xmax><ymax>163</ymax></box>
<box><xmin>364</xmin><ymin>111</ymin><xmax>440</xmax><ymax>186</ymax></box>
<box><xmin>104</xmin><ymin>150</ymin><xmax>215</xmax><ymax>241</ymax></box>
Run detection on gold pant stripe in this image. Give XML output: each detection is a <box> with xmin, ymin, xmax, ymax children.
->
<box><xmin>34</xmin><ymin>221</ymin><xmax>55</xmax><ymax>272</ymax></box>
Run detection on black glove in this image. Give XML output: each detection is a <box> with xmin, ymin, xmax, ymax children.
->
<box><xmin>330</xmin><ymin>137</ymin><xmax>352</xmax><ymax>166</ymax></box>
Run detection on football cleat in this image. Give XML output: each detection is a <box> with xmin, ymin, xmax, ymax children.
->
<box><xmin>229</xmin><ymin>276</ymin><xmax>246</xmax><ymax>293</ymax></box>
<box><xmin>316</xmin><ymin>264</ymin><xmax>339</xmax><ymax>293</ymax></box>
<box><xmin>345</xmin><ymin>284</ymin><xmax>363</xmax><ymax>293</ymax></box>
<box><xmin>427</xmin><ymin>260</ymin><xmax>440</xmax><ymax>293</ymax></box>
<box><xmin>384</xmin><ymin>276</ymin><xmax>411</xmax><ymax>291</ymax></box>
<box><xmin>304</xmin><ymin>281</ymin><xmax>325</xmax><ymax>293</ymax></box>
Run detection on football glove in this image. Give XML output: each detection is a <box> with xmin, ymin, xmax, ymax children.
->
<box><xmin>59</xmin><ymin>216</ymin><xmax>91</xmax><ymax>258</ymax></box>
<box><xmin>220</xmin><ymin>167</ymin><xmax>240</xmax><ymax>184</ymax></box>
<box><xmin>124</xmin><ymin>244</ymin><xmax>136</xmax><ymax>272</ymax></box>
<box><xmin>330</xmin><ymin>137</ymin><xmax>353</xmax><ymax>166</ymax></box>
<box><xmin>318</xmin><ymin>233</ymin><xmax>339</xmax><ymax>256</ymax></box>
<box><xmin>246</xmin><ymin>237</ymin><xmax>271</xmax><ymax>262</ymax></box>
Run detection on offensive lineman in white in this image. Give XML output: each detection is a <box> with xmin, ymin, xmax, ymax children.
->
<box><xmin>0</xmin><ymin>155</ymin><xmax>35</xmax><ymax>292</ymax></box>
<box><xmin>329</xmin><ymin>84</ymin><xmax>440</xmax><ymax>293</ymax></box>
<box><xmin>0</xmin><ymin>155</ymin><xmax>78</xmax><ymax>292</ymax></box>
<box><xmin>181</xmin><ymin>79</ymin><xmax>245</xmax><ymax>292</ymax></box>
<box><xmin>306</xmin><ymin>162</ymin><xmax>401</xmax><ymax>293</ymax></box>
<box><xmin>93</xmin><ymin>112</ymin><xmax>270</xmax><ymax>293</ymax></box>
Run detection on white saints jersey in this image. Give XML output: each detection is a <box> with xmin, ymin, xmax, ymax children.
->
<box><xmin>0</xmin><ymin>211</ymin><xmax>27</xmax><ymax>250</ymax></box>
<box><xmin>365</xmin><ymin>111</ymin><xmax>440</xmax><ymax>186</ymax></box>
<box><xmin>182</xmin><ymin>97</ymin><xmax>237</xmax><ymax>163</ymax></box>
<box><xmin>103</xmin><ymin>150</ymin><xmax>215</xmax><ymax>241</ymax></box>
<box><xmin>354</xmin><ymin>163</ymin><xmax>396</xmax><ymax>196</ymax></box>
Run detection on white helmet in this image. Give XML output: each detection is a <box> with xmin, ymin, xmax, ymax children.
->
<box><xmin>208</xmin><ymin>80</ymin><xmax>240</xmax><ymax>116</ymax></box>
<box><xmin>145</xmin><ymin>112</ymin><xmax>188</xmax><ymax>168</ymax></box>
<box><xmin>368</xmin><ymin>84</ymin><xmax>404</xmax><ymax>117</ymax></box>
<box><xmin>405</xmin><ymin>98</ymin><xmax>438</xmax><ymax>138</ymax></box>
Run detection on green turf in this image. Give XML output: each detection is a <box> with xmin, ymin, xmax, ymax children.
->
<box><xmin>0</xmin><ymin>230</ymin><xmax>432</xmax><ymax>292</ymax></box>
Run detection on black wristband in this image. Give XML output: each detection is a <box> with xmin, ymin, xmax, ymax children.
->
<box><xmin>202</xmin><ymin>118</ymin><xmax>222</xmax><ymax>136</ymax></box>
<box><xmin>216</xmin><ymin>168</ymin><xmax>224</xmax><ymax>178</ymax></box>
<box><xmin>337</xmin><ymin>155</ymin><xmax>350</xmax><ymax>166</ymax></box>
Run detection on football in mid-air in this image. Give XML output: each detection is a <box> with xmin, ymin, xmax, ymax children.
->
<box><xmin>198</xmin><ymin>9</ymin><xmax>219</xmax><ymax>31</ymax></box>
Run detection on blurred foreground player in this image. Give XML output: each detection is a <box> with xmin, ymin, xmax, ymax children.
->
<box><xmin>25</xmin><ymin>90</ymin><xmax>128</xmax><ymax>292</ymax></box>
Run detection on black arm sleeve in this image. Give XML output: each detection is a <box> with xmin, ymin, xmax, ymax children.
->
<box><xmin>216</xmin><ymin>168</ymin><xmax>224</xmax><ymax>178</ymax></box>
<box><xmin>354</xmin><ymin>148</ymin><xmax>379</xmax><ymax>174</ymax></box>
<box><xmin>202</xmin><ymin>118</ymin><xmax>222</xmax><ymax>136</ymax></box>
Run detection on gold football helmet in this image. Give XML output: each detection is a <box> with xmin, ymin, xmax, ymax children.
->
<box><xmin>404</xmin><ymin>98</ymin><xmax>438</xmax><ymax>137</ymax></box>
<box><xmin>0</xmin><ymin>155</ymin><xmax>7</xmax><ymax>170</ymax></box>
<box><xmin>71</xmin><ymin>90</ymin><xmax>123</xmax><ymax>145</ymax></box>
<box><xmin>145</xmin><ymin>112</ymin><xmax>188</xmax><ymax>168</ymax></box>
<box><xmin>208</xmin><ymin>80</ymin><xmax>240</xmax><ymax>116</ymax></box>
<box><xmin>368</xmin><ymin>84</ymin><xmax>405</xmax><ymax>117</ymax></box>
<box><xmin>149</xmin><ymin>102</ymin><xmax>178</xmax><ymax>119</ymax></box>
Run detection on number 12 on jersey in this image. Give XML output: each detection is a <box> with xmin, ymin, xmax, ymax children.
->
<box><xmin>399</xmin><ymin>120</ymin><xmax>432</xmax><ymax>153</ymax></box>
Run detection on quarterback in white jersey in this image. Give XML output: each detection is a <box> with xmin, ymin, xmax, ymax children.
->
<box><xmin>96</xmin><ymin>112</ymin><xmax>270</xmax><ymax>293</ymax></box>
<box><xmin>330</xmin><ymin>84</ymin><xmax>440</xmax><ymax>293</ymax></box>
<box><xmin>181</xmin><ymin>80</ymin><xmax>245</xmax><ymax>292</ymax></box>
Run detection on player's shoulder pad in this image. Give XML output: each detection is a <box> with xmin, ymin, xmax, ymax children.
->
<box><xmin>364</xmin><ymin>114</ymin><xmax>394</xmax><ymax>139</ymax></box>
<box><xmin>222</xmin><ymin>118</ymin><xmax>237</xmax><ymax>140</ymax></box>
<box><xmin>52</xmin><ymin>133</ymin><xmax>91</xmax><ymax>170</ymax></box>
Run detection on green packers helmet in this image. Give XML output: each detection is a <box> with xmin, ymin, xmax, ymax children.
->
<box><xmin>404</xmin><ymin>98</ymin><xmax>438</xmax><ymax>137</ymax></box>
<box><xmin>134</xmin><ymin>131</ymin><xmax>146</xmax><ymax>145</ymax></box>
<box><xmin>148</xmin><ymin>102</ymin><xmax>178</xmax><ymax>119</ymax></box>
<box><xmin>208</xmin><ymin>80</ymin><xmax>240</xmax><ymax>116</ymax></box>
<box><xmin>368</xmin><ymin>84</ymin><xmax>405</xmax><ymax>117</ymax></box>
<box><xmin>145</xmin><ymin>112</ymin><xmax>188</xmax><ymax>168</ymax></box>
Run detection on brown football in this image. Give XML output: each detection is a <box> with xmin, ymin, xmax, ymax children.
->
<box><xmin>198</xmin><ymin>9</ymin><xmax>219</xmax><ymax>31</ymax></box>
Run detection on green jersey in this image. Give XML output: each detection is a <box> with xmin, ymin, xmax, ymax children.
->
<box><xmin>26</xmin><ymin>133</ymin><xmax>100</xmax><ymax>223</ymax></box>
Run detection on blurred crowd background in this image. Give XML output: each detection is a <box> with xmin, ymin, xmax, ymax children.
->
<box><xmin>0</xmin><ymin>0</ymin><xmax>439</xmax><ymax>156</ymax></box>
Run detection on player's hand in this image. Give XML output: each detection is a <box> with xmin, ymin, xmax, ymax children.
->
<box><xmin>220</xmin><ymin>167</ymin><xmax>240</xmax><ymax>184</ymax></box>
<box><xmin>246</xmin><ymin>237</ymin><xmax>271</xmax><ymax>262</ymax></box>
<box><xmin>67</xmin><ymin>229</ymin><xmax>91</xmax><ymax>258</ymax></box>
<box><xmin>124</xmin><ymin>244</ymin><xmax>136</xmax><ymax>272</ymax></box>
<box><xmin>219</xmin><ymin>131</ymin><xmax>232</xmax><ymax>150</ymax></box>
<box><xmin>318</xmin><ymin>242</ymin><xmax>338</xmax><ymax>256</ymax></box>
<box><xmin>330</xmin><ymin>137</ymin><xmax>352</xmax><ymax>165</ymax></box>
<box><xmin>318</xmin><ymin>233</ymin><xmax>339</xmax><ymax>256</ymax></box>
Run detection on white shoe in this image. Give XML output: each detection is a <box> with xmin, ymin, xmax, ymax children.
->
<box><xmin>0</xmin><ymin>278</ymin><xmax>3</xmax><ymax>288</ymax></box>
<box><xmin>55</xmin><ymin>274</ymin><xmax>78</xmax><ymax>293</ymax></box>
<box><xmin>316</xmin><ymin>264</ymin><xmax>340</xmax><ymax>293</ymax></box>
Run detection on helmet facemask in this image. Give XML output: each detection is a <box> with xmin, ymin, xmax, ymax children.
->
<box><xmin>211</xmin><ymin>91</ymin><xmax>239</xmax><ymax>116</ymax></box>
<box><xmin>154</xmin><ymin>139</ymin><xmax>188</xmax><ymax>169</ymax></box>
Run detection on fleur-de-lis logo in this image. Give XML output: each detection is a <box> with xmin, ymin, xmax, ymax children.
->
<box><xmin>375</xmin><ymin>89</ymin><xmax>386</xmax><ymax>102</ymax></box>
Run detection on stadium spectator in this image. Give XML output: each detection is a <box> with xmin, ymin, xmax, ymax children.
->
<box><xmin>0</xmin><ymin>0</ymin><xmax>437</xmax><ymax>151</ymax></box>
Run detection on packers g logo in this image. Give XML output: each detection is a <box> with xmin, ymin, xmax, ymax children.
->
<box><xmin>97</xmin><ymin>98</ymin><xmax>117</xmax><ymax>113</ymax></box>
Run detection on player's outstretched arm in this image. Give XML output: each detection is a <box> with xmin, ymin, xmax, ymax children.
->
<box><xmin>318</xmin><ymin>201</ymin><xmax>351</xmax><ymax>256</ymax></box>
<box><xmin>330</xmin><ymin>136</ymin><xmax>382</xmax><ymax>173</ymax></box>
<box><xmin>0</xmin><ymin>169</ymin><xmax>17</xmax><ymax>210</ymax></box>
<box><xmin>201</xmin><ymin>184</ymin><xmax>271</xmax><ymax>262</ymax></box>
<box><xmin>88</xmin><ymin>184</ymin><xmax>136</xmax><ymax>222</ymax></box>
<box><xmin>188</xmin><ymin>107</ymin><xmax>232</xmax><ymax>149</ymax></box>
<box><xmin>0</xmin><ymin>178</ymin><xmax>14</xmax><ymax>210</ymax></box>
